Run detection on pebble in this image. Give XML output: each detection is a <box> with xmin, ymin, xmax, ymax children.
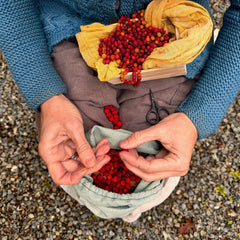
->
<box><xmin>28</xmin><ymin>214</ymin><xmax>35</xmax><ymax>219</ymax></box>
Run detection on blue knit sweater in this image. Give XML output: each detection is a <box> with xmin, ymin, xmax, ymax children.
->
<box><xmin>0</xmin><ymin>0</ymin><xmax>239</xmax><ymax>140</ymax></box>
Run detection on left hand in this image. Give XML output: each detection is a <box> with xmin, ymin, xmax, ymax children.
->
<box><xmin>119</xmin><ymin>113</ymin><xmax>198</xmax><ymax>182</ymax></box>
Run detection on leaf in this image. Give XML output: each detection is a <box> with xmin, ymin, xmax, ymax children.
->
<box><xmin>178</xmin><ymin>218</ymin><xmax>197</xmax><ymax>235</ymax></box>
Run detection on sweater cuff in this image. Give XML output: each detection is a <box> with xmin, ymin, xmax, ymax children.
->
<box><xmin>30</xmin><ymin>74</ymin><xmax>67</xmax><ymax>113</ymax></box>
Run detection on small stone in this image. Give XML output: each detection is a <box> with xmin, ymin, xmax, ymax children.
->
<box><xmin>6</xmin><ymin>164</ymin><xmax>12</xmax><ymax>169</ymax></box>
<box><xmin>28</xmin><ymin>213</ymin><xmax>34</xmax><ymax>219</ymax></box>
<box><xmin>172</xmin><ymin>208</ymin><xmax>180</xmax><ymax>215</ymax></box>
<box><xmin>99</xmin><ymin>221</ymin><xmax>104</xmax><ymax>227</ymax></box>
<box><xmin>11</xmin><ymin>165</ymin><xmax>18</xmax><ymax>173</ymax></box>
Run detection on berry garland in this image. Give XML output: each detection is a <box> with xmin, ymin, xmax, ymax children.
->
<box><xmin>98</xmin><ymin>9</ymin><xmax>170</xmax><ymax>87</ymax></box>
<box><xmin>104</xmin><ymin>105</ymin><xmax>123</xmax><ymax>129</ymax></box>
<box><xmin>91</xmin><ymin>105</ymin><xmax>142</xmax><ymax>194</ymax></box>
<box><xmin>91</xmin><ymin>149</ymin><xmax>141</xmax><ymax>194</ymax></box>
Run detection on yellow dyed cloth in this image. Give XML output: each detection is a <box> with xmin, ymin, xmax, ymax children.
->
<box><xmin>76</xmin><ymin>0</ymin><xmax>213</xmax><ymax>82</ymax></box>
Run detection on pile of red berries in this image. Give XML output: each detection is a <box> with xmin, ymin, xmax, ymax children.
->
<box><xmin>91</xmin><ymin>149</ymin><xmax>141</xmax><ymax>194</ymax></box>
<box><xmin>98</xmin><ymin>9</ymin><xmax>170</xmax><ymax>86</ymax></box>
<box><xmin>92</xmin><ymin>104</ymin><xmax>139</xmax><ymax>194</ymax></box>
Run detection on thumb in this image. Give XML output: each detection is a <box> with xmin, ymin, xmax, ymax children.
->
<box><xmin>119</xmin><ymin>125</ymin><xmax>160</xmax><ymax>149</ymax></box>
<box><xmin>69</xmin><ymin>128</ymin><xmax>96</xmax><ymax>168</ymax></box>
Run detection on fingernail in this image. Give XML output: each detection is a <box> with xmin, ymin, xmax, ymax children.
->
<box><xmin>120</xmin><ymin>140</ymin><xmax>128</xmax><ymax>147</ymax></box>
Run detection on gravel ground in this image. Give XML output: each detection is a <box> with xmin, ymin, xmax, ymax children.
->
<box><xmin>1</xmin><ymin>1</ymin><xmax>239</xmax><ymax>239</ymax></box>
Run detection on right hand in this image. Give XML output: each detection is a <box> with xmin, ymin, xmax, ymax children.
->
<box><xmin>38</xmin><ymin>94</ymin><xmax>111</xmax><ymax>185</ymax></box>
<box><xmin>119</xmin><ymin>113</ymin><xmax>198</xmax><ymax>182</ymax></box>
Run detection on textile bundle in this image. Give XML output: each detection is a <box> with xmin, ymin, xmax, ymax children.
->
<box><xmin>76</xmin><ymin>0</ymin><xmax>213</xmax><ymax>82</ymax></box>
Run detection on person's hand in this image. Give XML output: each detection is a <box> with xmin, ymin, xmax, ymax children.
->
<box><xmin>38</xmin><ymin>94</ymin><xmax>111</xmax><ymax>185</ymax></box>
<box><xmin>119</xmin><ymin>113</ymin><xmax>198</xmax><ymax>182</ymax></box>
<box><xmin>63</xmin><ymin>138</ymin><xmax>111</xmax><ymax>177</ymax></box>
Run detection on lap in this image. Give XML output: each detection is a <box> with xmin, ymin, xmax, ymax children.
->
<box><xmin>51</xmin><ymin>39</ymin><xmax>197</xmax><ymax>132</ymax></box>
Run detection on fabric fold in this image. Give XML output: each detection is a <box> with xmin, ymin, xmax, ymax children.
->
<box><xmin>76</xmin><ymin>0</ymin><xmax>212</xmax><ymax>82</ymax></box>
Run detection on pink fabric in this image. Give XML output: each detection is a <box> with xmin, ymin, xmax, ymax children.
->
<box><xmin>122</xmin><ymin>177</ymin><xmax>180</xmax><ymax>222</ymax></box>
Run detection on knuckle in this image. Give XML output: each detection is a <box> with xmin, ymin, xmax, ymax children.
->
<box><xmin>77</xmin><ymin>142</ymin><xmax>91</xmax><ymax>154</ymax></box>
<box><xmin>142</xmin><ymin>175</ymin><xmax>154</xmax><ymax>182</ymax></box>
<box><xmin>67</xmin><ymin>123</ymin><xmax>82</xmax><ymax>135</ymax></box>
<box><xmin>179</xmin><ymin>170</ymin><xmax>188</xmax><ymax>176</ymax></box>
<box><xmin>178</xmin><ymin>162</ymin><xmax>189</xmax><ymax>173</ymax></box>
<box><xmin>48</xmin><ymin>171</ymin><xmax>60</xmax><ymax>185</ymax></box>
<box><xmin>53</xmin><ymin>178</ymin><xmax>61</xmax><ymax>185</ymax></box>
<box><xmin>69</xmin><ymin>119</ymin><xmax>81</xmax><ymax>130</ymax></box>
<box><xmin>131</xmin><ymin>131</ymin><xmax>142</xmax><ymax>143</ymax></box>
<box><xmin>145</xmin><ymin>160</ymin><xmax>153</xmax><ymax>172</ymax></box>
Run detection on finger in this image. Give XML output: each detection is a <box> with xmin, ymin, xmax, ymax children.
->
<box><xmin>49</xmin><ymin>154</ymin><xmax>111</xmax><ymax>185</ymax></box>
<box><xmin>48</xmin><ymin>161</ymin><xmax>88</xmax><ymax>185</ymax></box>
<box><xmin>72</xmin><ymin>154</ymin><xmax>111</xmax><ymax>176</ymax></box>
<box><xmin>94</xmin><ymin>138</ymin><xmax>110</xmax><ymax>156</ymax></box>
<box><xmin>119</xmin><ymin>125</ymin><xmax>162</xmax><ymax>149</ymax></box>
<box><xmin>119</xmin><ymin>148</ymin><xmax>139</xmax><ymax>159</ymax></box>
<box><xmin>155</xmin><ymin>148</ymin><xmax>169</xmax><ymax>159</ymax></box>
<box><xmin>63</xmin><ymin>139</ymin><xmax>78</xmax><ymax>159</ymax></box>
<box><xmin>61</xmin><ymin>158</ymin><xmax>83</xmax><ymax>172</ymax></box>
<box><xmin>120</xmin><ymin>150</ymin><xmax>188</xmax><ymax>174</ymax></box>
<box><xmin>122</xmin><ymin>158</ymin><xmax>185</xmax><ymax>182</ymax></box>
<box><xmin>85</xmin><ymin>155</ymin><xmax>111</xmax><ymax>175</ymax></box>
<box><xmin>94</xmin><ymin>138</ymin><xmax>109</xmax><ymax>152</ymax></box>
<box><xmin>121</xmin><ymin>159</ymin><xmax>156</xmax><ymax>182</ymax></box>
<box><xmin>62</xmin><ymin>139</ymin><xmax>110</xmax><ymax>174</ymax></box>
<box><xmin>123</xmin><ymin>160</ymin><xmax>184</xmax><ymax>181</ymax></box>
<box><xmin>68</xmin><ymin>127</ymin><xmax>97</xmax><ymax>168</ymax></box>
<box><xmin>95</xmin><ymin>144</ymin><xmax>111</xmax><ymax>159</ymax></box>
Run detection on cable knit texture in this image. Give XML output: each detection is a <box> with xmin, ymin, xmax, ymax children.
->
<box><xmin>177</xmin><ymin>2</ymin><xmax>240</xmax><ymax>139</ymax></box>
<box><xmin>118</xmin><ymin>0</ymin><xmax>152</xmax><ymax>16</ymax></box>
<box><xmin>0</xmin><ymin>0</ymin><xmax>239</xmax><ymax>139</ymax></box>
<box><xmin>0</xmin><ymin>1</ymin><xmax>67</xmax><ymax>111</ymax></box>
<box><xmin>39</xmin><ymin>0</ymin><xmax>119</xmax><ymax>52</ymax></box>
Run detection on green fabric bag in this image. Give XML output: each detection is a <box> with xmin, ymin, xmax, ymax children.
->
<box><xmin>72</xmin><ymin>125</ymin><xmax>164</xmax><ymax>219</ymax></box>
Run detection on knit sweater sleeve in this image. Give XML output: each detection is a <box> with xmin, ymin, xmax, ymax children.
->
<box><xmin>0</xmin><ymin>1</ymin><xmax>67</xmax><ymax>112</ymax></box>
<box><xmin>177</xmin><ymin>1</ymin><xmax>240</xmax><ymax>140</ymax></box>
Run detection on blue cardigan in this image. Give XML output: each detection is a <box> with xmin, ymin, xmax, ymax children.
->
<box><xmin>0</xmin><ymin>0</ymin><xmax>239</xmax><ymax>139</ymax></box>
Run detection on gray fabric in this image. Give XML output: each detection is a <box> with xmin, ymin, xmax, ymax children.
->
<box><xmin>73</xmin><ymin>125</ymin><xmax>163</xmax><ymax>219</ymax></box>
<box><xmin>85</xmin><ymin>125</ymin><xmax>160</xmax><ymax>154</ymax></box>
<box><xmin>51</xmin><ymin>40</ymin><xmax>198</xmax><ymax>133</ymax></box>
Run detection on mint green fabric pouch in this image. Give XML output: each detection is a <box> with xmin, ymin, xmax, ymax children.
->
<box><xmin>72</xmin><ymin>125</ymin><xmax>164</xmax><ymax>219</ymax></box>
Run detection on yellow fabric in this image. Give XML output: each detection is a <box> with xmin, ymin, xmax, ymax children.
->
<box><xmin>76</xmin><ymin>23</ymin><xmax>121</xmax><ymax>81</ymax></box>
<box><xmin>76</xmin><ymin>0</ymin><xmax>213</xmax><ymax>82</ymax></box>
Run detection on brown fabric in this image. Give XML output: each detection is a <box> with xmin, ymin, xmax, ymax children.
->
<box><xmin>50</xmin><ymin>40</ymin><xmax>198</xmax><ymax>133</ymax></box>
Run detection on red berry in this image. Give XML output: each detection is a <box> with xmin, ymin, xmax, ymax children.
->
<box><xmin>112</xmin><ymin>176</ymin><xmax>119</xmax><ymax>183</ymax></box>
<box><xmin>97</xmin><ymin>175</ymin><xmax>103</xmax><ymax>181</ymax></box>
